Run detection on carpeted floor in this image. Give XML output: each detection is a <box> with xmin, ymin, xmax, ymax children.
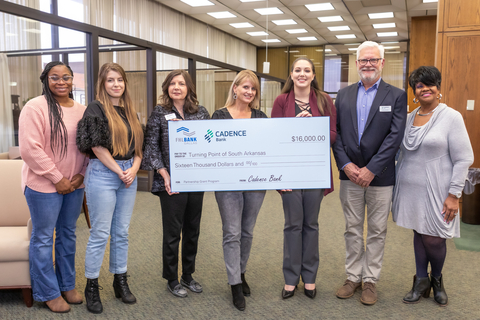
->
<box><xmin>2</xmin><ymin>180</ymin><xmax>480</xmax><ymax>319</ymax></box>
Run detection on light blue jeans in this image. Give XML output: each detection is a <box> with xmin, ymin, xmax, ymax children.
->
<box><xmin>25</xmin><ymin>187</ymin><xmax>84</xmax><ymax>302</ymax></box>
<box><xmin>84</xmin><ymin>158</ymin><xmax>137</xmax><ymax>279</ymax></box>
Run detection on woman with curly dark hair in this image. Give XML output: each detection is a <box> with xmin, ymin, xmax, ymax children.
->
<box><xmin>76</xmin><ymin>62</ymin><xmax>143</xmax><ymax>314</ymax></box>
<box><xmin>19</xmin><ymin>61</ymin><xmax>88</xmax><ymax>313</ymax></box>
<box><xmin>141</xmin><ymin>70</ymin><xmax>210</xmax><ymax>298</ymax></box>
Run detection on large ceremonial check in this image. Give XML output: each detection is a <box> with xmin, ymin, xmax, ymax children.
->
<box><xmin>168</xmin><ymin>117</ymin><xmax>330</xmax><ymax>192</ymax></box>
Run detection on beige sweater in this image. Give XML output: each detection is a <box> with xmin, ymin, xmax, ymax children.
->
<box><xmin>19</xmin><ymin>95</ymin><xmax>88</xmax><ymax>193</ymax></box>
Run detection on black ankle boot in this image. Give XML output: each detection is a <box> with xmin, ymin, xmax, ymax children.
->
<box><xmin>231</xmin><ymin>284</ymin><xmax>245</xmax><ymax>311</ymax></box>
<box><xmin>403</xmin><ymin>275</ymin><xmax>431</xmax><ymax>303</ymax></box>
<box><xmin>431</xmin><ymin>274</ymin><xmax>448</xmax><ymax>306</ymax></box>
<box><xmin>241</xmin><ymin>273</ymin><xmax>251</xmax><ymax>297</ymax></box>
<box><xmin>85</xmin><ymin>278</ymin><xmax>103</xmax><ymax>314</ymax></box>
<box><xmin>113</xmin><ymin>273</ymin><xmax>137</xmax><ymax>304</ymax></box>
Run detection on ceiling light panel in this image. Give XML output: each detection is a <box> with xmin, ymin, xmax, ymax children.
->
<box><xmin>272</xmin><ymin>19</ymin><xmax>296</xmax><ymax>25</ymax></box>
<box><xmin>262</xmin><ymin>39</ymin><xmax>281</xmax><ymax>43</ymax></box>
<box><xmin>247</xmin><ymin>31</ymin><xmax>269</xmax><ymax>36</ymax></box>
<box><xmin>328</xmin><ymin>26</ymin><xmax>350</xmax><ymax>31</ymax></box>
<box><xmin>207</xmin><ymin>12</ymin><xmax>237</xmax><ymax>19</ymax></box>
<box><xmin>230</xmin><ymin>23</ymin><xmax>254</xmax><ymax>28</ymax></box>
<box><xmin>318</xmin><ymin>16</ymin><xmax>343</xmax><ymax>22</ymax></box>
<box><xmin>181</xmin><ymin>0</ymin><xmax>214</xmax><ymax>7</ymax></box>
<box><xmin>377</xmin><ymin>32</ymin><xmax>398</xmax><ymax>37</ymax></box>
<box><xmin>423</xmin><ymin>0</ymin><xmax>438</xmax><ymax>3</ymax></box>
<box><xmin>373</xmin><ymin>23</ymin><xmax>396</xmax><ymax>29</ymax></box>
<box><xmin>298</xmin><ymin>36</ymin><xmax>318</xmax><ymax>41</ymax></box>
<box><xmin>285</xmin><ymin>29</ymin><xmax>308</xmax><ymax>34</ymax></box>
<box><xmin>305</xmin><ymin>3</ymin><xmax>334</xmax><ymax>11</ymax></box>
<box><xmin>254</xmin><ymin>8</ymin><xmax>283</xmax><ymax>15</ymax></box>
<box><xmin>368</xmin><ymin>12</ymin><xmax>394</xmax><ymax>19</ymax></box>
<box><xmin>239</xmin><ymin>0</ymin><xmax>265</xmax><ymax>2</ymax></box>
<box><xmin>336</xmin><ymin>34</ymin><xmax>356</xmax><ymax>39</ymax></box>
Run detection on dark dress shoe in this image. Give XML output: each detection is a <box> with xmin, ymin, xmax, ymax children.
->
<box><xmin>304</xmin><ymin>288</ymin><xmax>316</xmax><ymax>299</ymax></box>
<box><xmin>403</xmin><ymin>275</ymin><xmax>431</xmax><ymax>304</ymax></box>
<box><xmin>241</xmin><ymin>273</ymin><xmax>250</xmax><ymax>296</ymax></box>
<box><xmin>282</xmin><ymin>286</ymin><xmax>296</xmax><ymax>299</ymax></box>
<box><xmin>431</xmin><ymin>275</ymin><xmax>448</xmax><ymax>306</ymax></box>
<box><xmin>181</xmin><ymin>278</ymin><xmax>203</xmax><ymax>293</ymax></box>
<box><xmin>231</xmin><ymin>284</ymin><xmax>245</xmax><ymax>311</ymax></box>
<box><xmin>113</xmin><ymin>273</ymin><xmax>137</xmax><ymax>304</ymax></box>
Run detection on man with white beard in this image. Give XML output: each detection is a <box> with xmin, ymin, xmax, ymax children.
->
<box><xmin>332</xmin><ymin>41</ymin><xmax>407</xmax><ymax>305</ymax></box>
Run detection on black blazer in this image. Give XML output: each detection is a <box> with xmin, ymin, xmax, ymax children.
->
<box><xmin>332</xmin><ymin>79</ymin><xmax>407</xmax><ymax>186</ymax></box>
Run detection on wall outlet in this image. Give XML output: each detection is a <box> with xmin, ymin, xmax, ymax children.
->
<box><xmin>467</xmin><ymin>100</ymin><xmax>474</xmax><ymax>111</ymax></box>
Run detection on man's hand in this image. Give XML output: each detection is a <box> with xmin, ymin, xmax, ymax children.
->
<box><xmin>357</xmin><ymin>167</ymin><xmax>375</xmax><ymax>188</ymax></box>
<box><xmin>344</xmin><ymin>163</ymin><xmax>360</xmax><ymax>183</ymax></box>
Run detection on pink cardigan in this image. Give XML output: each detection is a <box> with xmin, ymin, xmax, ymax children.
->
<box><xmin>271</xmin><ymin>90</ymin><xmax>337</xmax><ymax>195</ymax></box>
<box><xmin>19</xmin><ymin>96</ymin><xmax>88</xmax><ymax>193</ymax></box>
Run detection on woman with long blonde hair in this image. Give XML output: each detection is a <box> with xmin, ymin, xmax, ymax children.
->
<box><xmin>77</xmin><ymin>62</ymin><xmax>143</xmax><ymax>314</ymax></box>
<box><xmin>212</xmin><ymin>70</ymin><xmax>267</xmax><ymax>311</ymax></box>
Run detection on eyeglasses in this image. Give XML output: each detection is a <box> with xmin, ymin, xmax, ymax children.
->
<box><xmin>357</xmin><ymin>58</ymin><xmax>382</xmax><ymax>66</ymax></box>
<box><xmin>48</xmin><ymin>75</ymin><xmax>74</xmax><ymax>83</ymax></box>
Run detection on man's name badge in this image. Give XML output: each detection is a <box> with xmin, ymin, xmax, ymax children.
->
<box><xmin>165</xmin><ymin>113</ymin><xmax>177</xmax><ymax>120</ymax></box>
<box><xmin>379</xmin><ymin>105</ymin><xmax>392</xmax><ymax>112</ymax></box>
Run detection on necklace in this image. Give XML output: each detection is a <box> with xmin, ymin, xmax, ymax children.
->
<box><xmin>417</xmin><ymin>105</ymin><xmax>438</xmax><ymax>116</ymax></box>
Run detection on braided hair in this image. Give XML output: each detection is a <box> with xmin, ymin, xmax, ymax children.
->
<box><xmin>39</xmin><ymin>61</ymin><xmax>74</xmax><ymax>160</ymax></box>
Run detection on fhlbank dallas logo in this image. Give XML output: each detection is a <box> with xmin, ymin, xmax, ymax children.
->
<box><xmin>204</xmin><ymin>128</ymin><xmax>247</xmax><ymax>143</ymax></box>
<box><xmin>176</xmin><ymin>127</ymin><xmax>197</xmax><ymax>144</ymax></box>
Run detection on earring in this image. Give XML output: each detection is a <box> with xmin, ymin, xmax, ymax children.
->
<box><xmin>413</xmin><ymin>98</ymin><xmax>419</xmax><ymax>104</ymax></box>
<box><xmin>437</xmin><ymin>93</ymin><xmax>442</xmax><ymax>100</ymax></box>
<box><xmin>233</xmin><ymin>92</ymin><xmax>237</xmax><ymax>100</ymax></box>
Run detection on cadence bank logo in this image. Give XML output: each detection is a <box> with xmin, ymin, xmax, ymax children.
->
<box><xmin>204</xmin><ymin>129</ymin><xmax>214</xmax><ymax>143</ymax></box>
<box><xmin>176</xmin><ymin>127</ymin><xmax>197</xmax><ymax>144</ymax></box>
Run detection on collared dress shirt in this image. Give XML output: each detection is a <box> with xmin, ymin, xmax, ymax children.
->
<box><xmin>356</xmin><ymin>77</ymin><xmax>382</xmax><ymax>144</ymax></box>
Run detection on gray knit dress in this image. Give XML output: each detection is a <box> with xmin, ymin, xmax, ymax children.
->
<box><xmin>392</xmin><ymin>103</ymin><xmax>474</xmax><ymax>238</ymax></box>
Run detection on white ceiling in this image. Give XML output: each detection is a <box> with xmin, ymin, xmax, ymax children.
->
<box><xmin>155</xmin><ymin>0</ymin><xmax>437</xmax><ymax>54</ymax></box>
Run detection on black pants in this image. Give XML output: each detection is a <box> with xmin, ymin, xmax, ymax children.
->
<box><xmin>158</xmin><ymin>191</ymin><xmax>204</xmax><ymax>281</ymax></box>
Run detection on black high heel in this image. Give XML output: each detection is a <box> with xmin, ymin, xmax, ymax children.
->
<box><xmin>282</xmin><ymin>285</ymin><xmax>297</xmax><ymax>299</ymax></box>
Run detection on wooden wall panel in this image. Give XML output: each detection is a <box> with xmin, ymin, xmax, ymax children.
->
<box><xmin>408</xmin><ymin>16</ymin><xmax>437</xmax><ymax>112</ymax></box>
<box><xmin>437</xmin><ymin>0</ymin><xmax>480</xmax><ymax>168</ymax></box>
<box><xmin>444</xmin><ymin>0</ymin><xmax>480</xmax><ymax>31</ymax></box>
<box><xmin>440</xmin><ymin>32</ymin><xmax>480</xmax><ymax>167</ymax></box>
<box><xmin>257</xmin><ymin>48</ymin><xmax>288</xmax><ymax>80</ymax></box>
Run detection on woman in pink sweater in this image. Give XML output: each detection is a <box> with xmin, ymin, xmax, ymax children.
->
<box><xmin>19</xmin><ymin>61</ymin><xmax>88</xmax><ymax>313</ymax></box>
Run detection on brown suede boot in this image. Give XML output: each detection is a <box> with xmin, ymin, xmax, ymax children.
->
<box><xmin>46</xmin><ymin>296</ymin><xmax>71</xmax><ymax>313</ymax></box>
<box><xmin>62</xmin><ymin>288</ymin><xmax>83</xmax><ymax>304</ymax></box>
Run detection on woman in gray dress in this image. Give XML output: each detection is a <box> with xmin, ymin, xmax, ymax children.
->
<box><xmin>392</xmin><ymin>66</ymin><xmax>473</xmax><ymax>306</ymax></box>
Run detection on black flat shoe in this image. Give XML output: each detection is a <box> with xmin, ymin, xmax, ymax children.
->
<box><xmin>304</xmin><ymin>288</ymin><xmax>316</xmax><ymax>299</ymax></box>
<box><xmin>282</xmin><ymin>286</ymin><xmax>296</xmax><ymax>299</ymax></box>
